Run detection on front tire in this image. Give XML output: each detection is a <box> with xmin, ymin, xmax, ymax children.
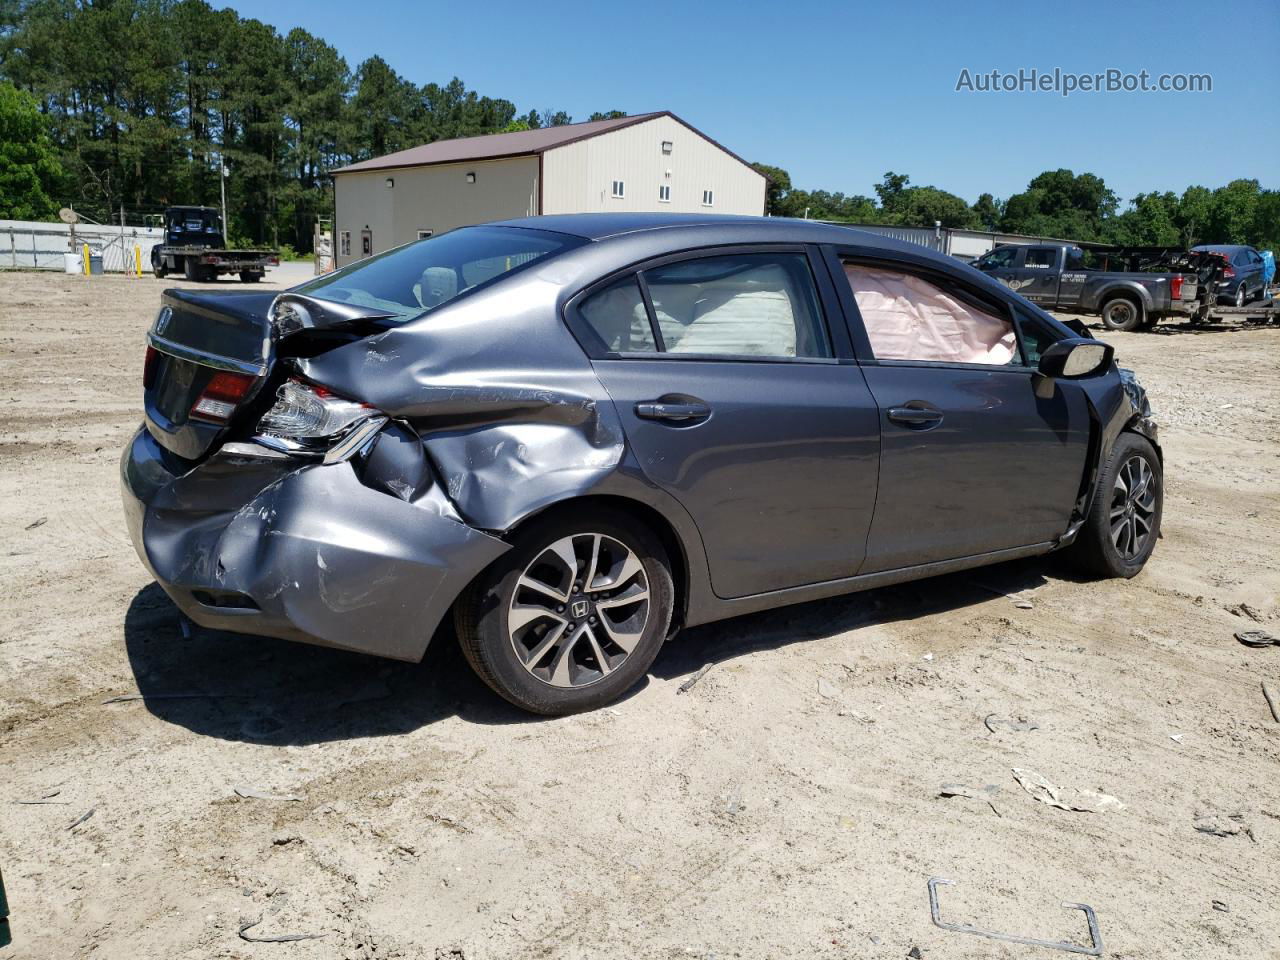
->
<box><xmin>1101</xmin><ymin>297</ymin><xmax>1142</xmax><ymax>332</ymax></box>
<box><xmin>454</xmin><ymin>507</ymin><xmax>674</xmax><ymax>715</ymax></box>
<box><xmin>1068</xmin><ymin>432</ymin><xmax>1162</xmax><ymax>579</ymax></box>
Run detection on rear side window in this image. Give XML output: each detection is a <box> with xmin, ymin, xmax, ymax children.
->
<box><xmin>296</xmin><ymin>226</ymin><xmax>583</xmax><ymax>320</ymax></box>
<box><xmin>642</xmin><ymin>253</ymin><xmax>831</xmax><ymax>359</ymax></box>
<box><xmin>1024</xmin><ymin>248</ymin><xmax>1056</xmax><ymax>269</ymax></box>
<box><xmin>579</xmin><ymin>277</ymin><xmax>658</xmax><ymax>353</ymax></box>
<box><xmin>843</xmin><ymin>263</ymin><xmax>1016</xmax><ymax>366</ymax></box>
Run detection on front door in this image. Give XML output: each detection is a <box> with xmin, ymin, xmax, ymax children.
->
<box><xmin>570</xmin><ymin>249</ymin><xmax>881</xmax><ymax>599</ymax></box>
<box><xmin>834</xmin><ymin>254</ymin><xmax>1091</xmax><ymax>572</ymax></box>
<box><xmin>1006</xmin><ymin>246</ymin><xmax>1063</xmax><ymax>306</ymax></box>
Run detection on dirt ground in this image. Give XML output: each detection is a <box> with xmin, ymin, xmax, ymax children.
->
<box><xmin>1</xmin><ymin>268</ymin><xmax>1278</xmax><ymax>960</ymax></box>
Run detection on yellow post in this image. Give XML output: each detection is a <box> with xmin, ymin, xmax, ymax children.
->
<box><xmin>81</xmin><ymin>243</ymin><xmax>91</xmax><ymax>276</ymax></box>
<box><xmin>135</xmin><ymin>244</ymin><xmax>142</xmax><ymax>277</ymax></box>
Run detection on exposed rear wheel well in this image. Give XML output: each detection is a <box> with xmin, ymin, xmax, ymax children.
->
<box><xmin>503</xmin><ymin>495</ymin><xmax>689</xmax><ymax>630</ymax></box>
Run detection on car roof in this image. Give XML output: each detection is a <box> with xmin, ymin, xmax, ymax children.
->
<box><xmin>488</xmin><ymin>212</ymin><xmax>947</xmax><ymax>259</ymax></box>
<box><xmin>1192</xmin><ymin>244</ymin><xmax>1250</xmax><ymax>253</ymax></box>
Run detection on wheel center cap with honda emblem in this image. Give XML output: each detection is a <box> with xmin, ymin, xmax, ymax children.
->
<box><xmin>570</xmin><ymin>599</ymin><xmax>590</xmax><ymax>620</ymax></box>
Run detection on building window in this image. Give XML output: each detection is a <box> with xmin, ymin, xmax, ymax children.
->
<box><xmin>360</xmin><ymin>229</ymin><xmax>372</xmax><ymax>257</ymax></box>
<box><xmin>658</xmin><ymin>185</ymin><xmax>671</xmax><ymax>203</ymax></box>
<box><xmin>661</xmin><ymin>140</ymin><xmax>673</xmax><ymax>154</ymax></box>
<box><xmin>702</xmin><ymin>190</ymin><xmax>714</xmax><ymax>207</ymax></box>
<box><xmin>611</xmin><ymin>180</ymin><xmax>625</xmax><ymax>199</ymax></box>
<box><xmin>417</xmin><ymin>229</ymin><xmax>434</xmax><ymax>240</ymax></box>
<box><xmin>339</xmin><ymin>231</ymin><xmax>350</xmax><ymax>257</ymax></box>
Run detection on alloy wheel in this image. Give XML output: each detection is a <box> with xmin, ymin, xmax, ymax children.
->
<box><xmin>507</xmin><ymin>532</ymin><xmax>650</xmax><ymax>688</ymax></box>
<box><xmin>1109</xmin><ymin>455</ymin><xmax>1157</xmax><ymax>561</ymax></box>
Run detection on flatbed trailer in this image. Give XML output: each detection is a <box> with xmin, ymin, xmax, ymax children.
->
<box><xmin>153</xmin><ymin>244</ymin><xmax>279</xmax><ymax>283</ymax></box>
<box><xmin>1193</xmin><ymin>297</ymin><xmax>1277</xmax><ymax>324</ymax></box>
<box><xmin>149</xmin><ymin>205</ymin><xmax>279</xmax><ymax>283</ymax></box>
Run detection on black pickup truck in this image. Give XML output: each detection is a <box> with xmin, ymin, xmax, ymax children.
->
<box><xmin>150</xmin><ymin>206</ymin><xmax>279</xmax><ymax>283</ymax></box>
<box><xmin>972</xmin><ymin>243</ymin><xmax>1200</xmax><ymax>331</ymax></box>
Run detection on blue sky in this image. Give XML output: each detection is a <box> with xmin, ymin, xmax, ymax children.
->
<box><xmin>231</xmin><ymin>0</ymin><xmax>1278</xmax><ymax>207</ymax></box>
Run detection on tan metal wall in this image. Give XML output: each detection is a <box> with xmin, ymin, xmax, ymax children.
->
<box><xmin>333</xmin><ymin>156</ymin><xmax>539</xmax><ymax>267</ymax></box>
<box><xmin>541</xmin><ymin>115</ymin><xmax>765</xmax><ymax>216</ymax></box>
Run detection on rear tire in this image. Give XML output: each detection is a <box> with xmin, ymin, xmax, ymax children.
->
<box><xmin>239</xmin><ymin>270</ymin><xmax>261</xmax><ymax>283</ymax></box>
<box><xmin>182</xmin><ymin>257</ymin><xmax>199</xmax><ymax>281</ymax></box>
<box><xmin>1068</xmin><ymin>432</ymin><xmax>1162</xmax><ymax>579</ymax></box>
<box><xmin>1235</xmin><ymin>284</ymin><xmax>1247</xmax><ymax>307</ymax></box>
<box><xmin>454</xmin><ymin>507</ymin><xmax>674</xmax><ymax>715</ymax></box>
<box><xmin>1100</xmin><ymin>297</ymin><xmax>1142</xmax><ymax>332</ymax></box>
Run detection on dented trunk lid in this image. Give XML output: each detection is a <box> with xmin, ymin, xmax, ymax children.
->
<box><xmin>145</xmin><ymin>289</ymin><xmax>276</xmax><ymax>460</ymax></box>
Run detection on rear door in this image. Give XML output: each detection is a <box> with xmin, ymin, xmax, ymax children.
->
<box><xmin>567</xmin><ymin>246</ymin><xmax>881</xmax><ymax>599</ymax></box>
<box><xmin>827</xmin><ymin>248</ymin><xmax>1092</xmax><ymax>572</ymax></box>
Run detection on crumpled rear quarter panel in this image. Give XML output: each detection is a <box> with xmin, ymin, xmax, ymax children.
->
<box><xmin>296</xmin><ymin>267</ymin><xmax>630</xmax><ymax>533</ymax></box>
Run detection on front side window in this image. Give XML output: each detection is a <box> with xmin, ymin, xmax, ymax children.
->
<box><xmin>843</xmin><ymin>262</ymin><xmax>1016</xmax><ymax>365</ymax></box>
<box><xmin>976</xmin><ymin>246</ymin><xmax>1017</xmax><ymax>270</ymax></box>
<box><xmin>295</xmin><ymin>226</ymin><xmax>583</xmax><ymax>320</ymax></box>
<box><xmin>642</xmin><ymin>253</ymin><xmax>831</xmax><ymax>359</ymax></box>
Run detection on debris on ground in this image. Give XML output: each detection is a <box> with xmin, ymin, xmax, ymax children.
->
<box><xmin>1170</xmin><ymin>733</ymin><xmax>1185</xmax><ymax>743</ymax></box>
<box><xmin>67</xmin><ymin>808</ymin><xmax>95</xmax><ymax>830</ymax></box>
<box><xmin>907</xmin><ymin>947</ymin><xmax>923</xmax><ymax>959</ymax></box>
<box><xmin>12</xmin><ymin>790</ymin><xmax>67</xmax><ymax>805</ymax></box>
<box><xmin>233</xmin><ymin>785</ymin><xmax>303</xmax><ymax>803</ymax></box>
<box><xmin>984</xmin><ymin>714</ymin><xmax>1040</xmax><ymax>734</ymax></box>
<box><xmin>1236</xmin><ymin>630</ymin><xmax>1279</xmax><ymax>648</ymax></box>
<box><xmin>1193</xmin><ymin>812</ymin><xmax>1250</xmax><ymax>838</ymax></box>
<box><xmin>24</xmin><ymin>517</ymin><xmax>47</xmax><ymax>530</ymax></box>
<box><xmin>1262</xmin><ymin>682</ymin><xmax>1280</xmax><ymax>723</ymax></box>
<box><xmin>1013</xmin><ymin>600</ymin><xmax>1034</xmax><ymax>610</ymax></box>
<box><xmin>817</xmin><ymin>677</ymin><xmax>840</xmax><ymax>698</ymax></box>
<box><xmin>939</xmin><ymin>783</ymin><xmax>1003</xmax><ymax>816</ymax></box>
<box><xmin>1011</xmin><ymin>768</ymin><xmax>1125</xmax><ymax>813</ymax></box>
<box><xmin>1212</xmin><ymin>900</ymin><xmax>1230</xmax><ymax>912</ymax></box>
<box><xmin>237</xmin><ymin>917</ymin><xmax>325</xmax><ymax>943</ymax></box>
<box><xmin>928</xmin><ymin>876</ymin><xmax>1104</xmax><ymax>956</ymax></box>
<box><xmin>720</xmin><ymin>785</ymin><xmax>744</xmax><ymax>817</ymax></box>
<box><xmin>677</xmin><ymin>663</ymin><xmax>714</xmax><ymax>694</ymax></box>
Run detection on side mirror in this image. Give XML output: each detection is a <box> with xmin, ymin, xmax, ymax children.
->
<box><xmin>1037</xmin><ymin>337</ymin><xmax>1114</xmax><ymax>379</ymax></box>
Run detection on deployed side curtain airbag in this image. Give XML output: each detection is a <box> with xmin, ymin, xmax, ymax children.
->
<box><xmin>843</xmin><ymin>264</ymin><xmax>1016</xmax><ymax>365</ymax></box>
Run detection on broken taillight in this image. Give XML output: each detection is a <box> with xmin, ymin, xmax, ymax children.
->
<box><xmin>1170</xmin><ymin>275</ymin><xmax>1183</xmax><ymax>299</ymax></box>
<box><xmin>257</xmin><ymin>379</ymin><xmax>376</xmax><ymax>441</ymax></box>
<box><xmin>190</xmin><ymin>370</ymin><xmax>257</xmax><ymax>423</ymax></box>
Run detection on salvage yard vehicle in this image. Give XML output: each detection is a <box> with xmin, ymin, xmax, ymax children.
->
<box><xmin>973</xmin><ymin>242</ymin><xmax>1200</xmax><ymax>331</ymax></box>
<box><xmin>122</xmin><ymin>215</ymin><xmax>1163</xmax><ymax>715</ymax></box>
<box><xmin>1190</xmin><ymin>244</ymin><xmax>1268</xmax><ymax>306</ymax></box>
<box><xmin>150</xmin><ymin>205</ymin><xmax>280</xmax><ymax>283</ymax></box>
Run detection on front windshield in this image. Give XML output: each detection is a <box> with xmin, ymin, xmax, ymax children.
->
<box><xmin>295</xmin><ymin>225</ymin><xmax>584</xmax><ymax>321</ymax></box>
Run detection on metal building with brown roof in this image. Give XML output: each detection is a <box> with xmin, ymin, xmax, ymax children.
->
<box><xmin>330</xmin><ymin>112</ymin><xmax>765</xmax><ymax>265</ymax></box>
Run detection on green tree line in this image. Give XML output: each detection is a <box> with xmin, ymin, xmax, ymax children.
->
<box><xmin>751</xmin><ymin>165</ymin><xmax>1278</xmax><ymax>252</ymax></box>
<box><xmin>1</xmin><ymin>0</ymin><xmax>1275</xmax><ymax>255</ymax></box>
<box><xmin>0</xmin><ymin>0</ymin><xmax>623</xmax><ymax>251</ymax></box>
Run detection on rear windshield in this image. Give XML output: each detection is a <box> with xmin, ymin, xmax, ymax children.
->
<box><xmin>295</xmin><ymin>225</ymin><xmax>584</xmax><ymax>320</ymax></box>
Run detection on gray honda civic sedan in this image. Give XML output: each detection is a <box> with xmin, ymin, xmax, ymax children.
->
<box><xmin>122</xmin><ymin>214</ymin><xmax>1162</xmax><ymax>714</ymax></box>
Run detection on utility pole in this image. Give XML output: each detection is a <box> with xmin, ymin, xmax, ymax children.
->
<box><xmin>219</xmin><ymin>161</ymin><xmax>229</xmax><ymax>246</ymax></box>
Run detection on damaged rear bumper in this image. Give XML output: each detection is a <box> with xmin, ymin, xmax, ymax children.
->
<box><xmin>120</xmin><ymin>426</ymin><xmax>509</xmax><ymax>661</ymax></box>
